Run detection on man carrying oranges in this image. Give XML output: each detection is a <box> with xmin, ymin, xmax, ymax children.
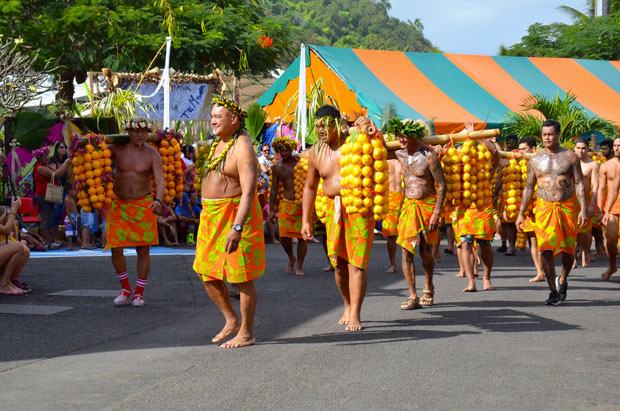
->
<box><xmin>105</xmin><ymin>118</ymin><xmax>165</xmax><ymax>307</ymax></box>
<box><xmin>269</xmin><ymin>136</ymin><xmax>307</xmax><ymax>276</ymax></box>
<box><xmin>391</xmin><ymin>118</ymin><xmax>446</xmax><ymax>309</ymax></box>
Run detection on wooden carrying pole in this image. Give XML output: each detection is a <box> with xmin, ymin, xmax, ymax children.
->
<box><xmin>77</xmin><ymin>134</ymin><xmax>159</xmax><ymax>145</ymax></box>
<box><xmin>499</xmin><ymin>151</ymin><xmax>535</xmax><ymax>159</ymax></box>
<box><xmin>347</xmin><ymin>126</ymin><xmax>501</xmax><ymax>151</ymax></box>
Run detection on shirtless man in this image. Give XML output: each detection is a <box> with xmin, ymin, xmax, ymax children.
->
<box><xmin>573</xmin><ymin>139</ymin><xmax>599</xmax><ymax>268</ymax></box>
<box><xmin>301</xmin><ymin>105</ymin><xmax>372</xmax><ymax>331</ymax></box>
<box><xmin>517</xmin><ymin>119</ymin><xmax>587</xmax><ymax>305</ymax></box>
<box><xmin>393</xmin><ymin>119</ymin><xmax>446</xmax><ymax>308</ymax></box>
<box><xmin>600</xmin><ymin>139</ymin><xmax>613</xmax><ymax>161</ymax></box>
<box><xmin>193</xmin><ymin>95</ymin><xmax>265</xmax><ymax>349</ymax></box>
<box><xmin>598</xmin><ymin>136</ymin><xmax>620</xmax><ymax>280</ymax></box>
<box><xmin>269</xmin><ymin>137</ymin><xmax>307</xmax><ymax>276</ymax></box>
<box><xmin>105</xmin><ymin>118</ymin><xmax>164</xmax><ymax>307</ymax></box>
<box><xmin>517</xmin><ymin>137</ymin><xmax>545</xmax><ymax>282</ymax></box>
<box><xmin>382</xmin><ymin>158</ymin><xmax>403</xmax><ymax>273</ymax></box>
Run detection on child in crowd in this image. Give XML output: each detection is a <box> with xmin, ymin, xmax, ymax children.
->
<box><xmin>157</xmin><ymin>201</ymin><xmax>179</xmax><ymax>246</ymax></box>
<box><xmin>64</xmin><ymin>185</ymin><xmax>79</xmax><ymax>251</ymax></box>
<box><xmin>80</xmin><ymin>205</ymin><xmax>96</xmax><ymax>250</ymax></box>
<box><xmin>175</xmin><ymin>184</ymin><xmax>199</xmax><ymax>245</ymax></box>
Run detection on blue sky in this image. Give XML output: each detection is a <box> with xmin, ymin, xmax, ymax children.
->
<box><xmin>389</xmin><ymin>0</ymin><xmax>586</xmax><ymax>55</ymax></box>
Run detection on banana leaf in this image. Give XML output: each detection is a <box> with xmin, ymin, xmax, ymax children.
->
<box><xmin>244</xmin><ymin>103</ymin><xmax>267</xmax><ymax>144</ymax></box>
<box><xmin>12</xmin><ymin>110</ymin><xmax>56</xmax><ymax>150</ymax></box>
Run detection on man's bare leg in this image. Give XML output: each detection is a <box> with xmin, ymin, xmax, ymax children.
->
<box><xmin>527</xmin><ymin>233</ymin><xmax>545</xmax><ymax>282</ymax></box>
<box><xmin>400</xmin><ymin>247</ymin><xmax>420</xmax><ymax>309</ymax></box>
<box><xmin>220</xmin><ymin>280</ymin><xmax>257</xmax><ymax>348</ymax></box>
<box><xmin>111</xmin><ymin>247</ymin><xmax>127</xmax><ymax>274</ymax></box>
<box><xmin>386</xmin><ymin>236</ymin><xmax>397</xmax><ymax>273</ymax></box>
<box><xmin>455</xmin><ymin>244</ymin><xmax>465</xmax><ymax>277</ymax></box>
<box><xmin>265</xmin><ymin>219</ymin><xmax>279</xmax><ymax>244</ymax></box>
<box><xmin>295</xmin><ymin>239</ymin><xmax>307</xmax><ymax>276</ymax></box>
<box><xmin>320</xmin><ymin>234</ymin><xmax>334</xmax><ymax>272</ymax></box>
<box><xmin>203</xmin><ymin>280</ymin><xmax>241</xmax><ymax>343</ymax></box>
<box><xmin>560</xmin><ymin>253</ymin><xmax>574</xmax><ymax>285</ymax></box>
<box><xmin>540</xmin><ymin>251</ymin><xmax>558</xmax><ymax>293</ymax></box>
<box><xmin>445</xmin><ymin>224</ymin><xmax>455</xmax><ymax>254</ymax></box>
<box><xmin>334</xmin><ymin>257</ymin><xmax>351</xmax><ymax>325</ymax></box>
<box><xmin>419</xmin><ymin>239</ymin><xmax>435</xmax><ymax>305</ymax></box>
<box><xmin>602</xmin><ymin>215</ymin><xmax>618</xmax><ymax>280</ymax></box>
<box><xmin>136</xmin><ymin>246</ymin><xmax>150</xmax><ymax>281</ymax></box>
<box><xmin>346</xmin><ymin>263</ymin><xmax>367</xmax><ymax>331</ymax></box>
<box><xmin>280</xmin><ymin>237</ymin><xmax>296</xmax><ymax>274</ymax></box>
<box><xmin>479</xmin><ymin>242</ymin><xmax>495</xmax><ymax>290</ymax></box>
<box><xmin>592</xmin><ymin>226</ymin><xmax>606</xmax><ymax>257</ymax></box>
<box><xmin>461</xmin><ymin>242</ymin><xmax>477</xmax><ymax>291</ymax></box>
<box><xmin>505</xmin><ymin>223</ymin><xmax>517</xmax><ymax>254</ymax></box>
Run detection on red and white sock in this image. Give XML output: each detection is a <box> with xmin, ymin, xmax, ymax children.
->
<box><xmin>134</xmin><ymin>278</ymin><xmax>147</xmax><ymax>296</ymax></box>
<box><xmin>117</xmin><ymin>270</ymin><xmax>131</xmax><ymax>296</ymax></box>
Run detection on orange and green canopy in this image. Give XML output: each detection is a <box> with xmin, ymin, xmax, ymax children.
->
<box><xmin>257</xmin><ymin>45</ymin><xmax>620</xmax><ymax>134</ymax></box>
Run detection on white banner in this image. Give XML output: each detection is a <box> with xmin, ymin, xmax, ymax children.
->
<box><xmin>127</xmin><ymin>82</ymin><xmax>211</xmax><ymax>121</ymax></box>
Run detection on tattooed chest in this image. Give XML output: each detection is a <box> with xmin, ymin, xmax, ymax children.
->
<box><xmin>532</xmin><ymin>155</ymin><xmax>575</xmax><ymax>201</ymax></box>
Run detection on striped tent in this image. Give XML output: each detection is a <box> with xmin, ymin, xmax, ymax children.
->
<box><xmin>257</xmin><ymin>45</ymin><xmax>620</xmax><ymax>134</ymax></box>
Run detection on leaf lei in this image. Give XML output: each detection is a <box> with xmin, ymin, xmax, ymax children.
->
<box><xmin>387</xmin><ymin>118</ymin><xmax>427</xmax><ymax>139</ymax></box>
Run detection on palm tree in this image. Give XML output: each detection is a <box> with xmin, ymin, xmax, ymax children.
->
<box><xmin>557</xmin><ymin>0</ymin><xmax>620</xmax><ymax>21</ymax></box>
<box><xmin>502</xmin><ymin>92</ymin><xmax>617</xmax><ymax>147</ymax></box>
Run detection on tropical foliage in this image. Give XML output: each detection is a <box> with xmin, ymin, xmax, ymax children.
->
<box><xmin>0</xmin><ymin>0</ymin><xmax>295</xmax><ymax>104</ymax></box>
<box><xmin>262</xmin><ymin>0</ymin><xmax>436</xmax><ymax>61</ymax></box>
<box><xmin>244</xmin><ymin>103</ymin><xmax>268</xmax><ymax>144</ymax></box>
<box><xmin>500</xmin><ymin>11</ymin><xmax>620</xmax><ymax>60</ymax></box>
<box><xmin>502</xmin><ymin>93</ymin><xmax>617</xmax><ymax>146</ymax></box>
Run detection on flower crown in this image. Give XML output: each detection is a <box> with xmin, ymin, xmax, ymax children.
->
<box><xmin>33</xmin><ymin>146</ymin><xmax>51</xmax><ymax>158</ymax></box>
<box><xmin>124</xmin><ymin>119</ymin><xmax>153</xmax><ymax>131</ymax></box>
<box><xmin>272</xmin><ymin>137</ymin><xmax>297</xmax><ymax>153</ymax></box>
<box><xmin>387</xmin><ymin>118</ymin><xmax>429</xmax><ymax>139</ymax></box>
<box><xmin>212</xmin><ymin>95</ymin><xmax>247</xmax><ymax>120</ymax></box>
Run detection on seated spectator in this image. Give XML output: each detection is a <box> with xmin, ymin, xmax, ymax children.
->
<box><xmin>158</xmin><ymin>202</ymin><xmax>179</xmax><ymax>246</ymax></box>
<box><xmin>175</xmin><ymin>185</ymin><xmax>199</xmax><ymax>245</ymax></box>
<box><xmin>0</xmin><ymin>198</ymin><xmax>31</xmax><ymax>295</ymax></box>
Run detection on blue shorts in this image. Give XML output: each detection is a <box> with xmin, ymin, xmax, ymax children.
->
<box><xmin>460</xmin><ymin>235</ymin><xmax>492</xmax><ymax>245</ymax></box>
<box><xmin>80</xmin><ymin>210</ymin><xmax>95</xmax><ymax>228</ymax></box>
<box><xmin>64</xmin><ymin>214</ymin><xmax>79</xmax><ymax>236</ymax></box>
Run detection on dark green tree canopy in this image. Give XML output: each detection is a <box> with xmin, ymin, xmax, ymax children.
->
<box><xmin>262</xmin><ymin>0</ymin><xmax>436</xmax><ymax>59</ymax></box>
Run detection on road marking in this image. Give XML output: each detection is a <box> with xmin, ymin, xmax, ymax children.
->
<box><xmin>49</xmin><ymin>289</ymin><xmax>119</xmax><ymax>297</ymax></box>
<box><xmin>0</xmin><ymin>304</ymin><xmax>73</xmax><ymax>315</ymax></box>
<box><xmin>29</xmin><ymin>247</ymin><xmax>196</xmax><ymax>259</ymax></box>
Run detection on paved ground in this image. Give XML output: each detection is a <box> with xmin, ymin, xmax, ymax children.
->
<box><xmin>1</xmin><ymin>239</ymin><xmax>619</xmax><ymax>410</ymax></box>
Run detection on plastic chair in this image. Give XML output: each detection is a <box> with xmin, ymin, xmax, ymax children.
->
<box><xmin>19</xmin><ymin>197</ymin><xmax>42</xmax><ymax>224</ymax></box>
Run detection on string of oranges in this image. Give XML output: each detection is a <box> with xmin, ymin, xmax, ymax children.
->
<box><xmin>70</xmin><ymin>133</ymin><xmax>114</xmax><ymax>212</ymax></box>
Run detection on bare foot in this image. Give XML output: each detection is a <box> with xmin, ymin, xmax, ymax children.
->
<box><xmin>346</xmin><ymin>321</ymin><xmax>363</xmax><ymax>331</ymax></box>
<box><xmin>483</xmin><ymin>281</ymin><xmax>495</xmax><ymax>290</ymax></box>
<box><xmin>463</xmin><ymin>285</ymin><xmax>477</xmax><ymax>292</ymax></box>
<box><xmin>285</xmin><ymin>257</ymin><xmax>296</xmax><ymax>274</ymax></box>
<box><xmin>529</xmin><ymin>275</ymin><xmax>545</xmax><ymax>282</ymax></box>
<box><xmin>212</xmin><ymin>320</ymin><xmax>241</xmax><ymax>343</ymax></box>
<box><xmin>322</xmin><ymin>265</ymin><xmax>335</xmax><ymax>272</ymax></box>
<box><xmin>474</xmin><ymin>272</ymin><xmax>479</xmax><ymax>278</ymax></box>
<box><xmin>338</xmin><ymin>308</ymin><xmax>350</xmax><ymax>325</ymax></box>
<box><xmin>271</xmin><ymin>239</ymin><xmax>280</xmax><ymax>244</ymax></box>
<box><xmin>385</xmin><ymin>265</ymin><xmax>397</xmax><ymax>274</ymax></box>
<box><xmin>601</xmin><ymin>267</ymin><xmax>617</xmax><ymax>281</ymax></box>
<box><xmin>220</xmin><ymin>334</ymin><xmax>255</xmax><ymax>349</ymax></box>
<box><xmin>295</xmin><ymin>267</ymin><xmax>305</xmax><ymax>276</ymax></box>
<box><xmin>455</xmin><ymin>272</ymin><xmax>465</xmax><ymax>278</ymax></box>
<box><xmin>572</xmin><ymin>260</ymin><xmax>577</xmax><ymax>269</ymax></box>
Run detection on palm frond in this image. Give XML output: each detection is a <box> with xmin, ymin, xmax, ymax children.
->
<box><xmin>556</xmin><ymin>5</ymin><xmax>590</xmax><ymax>21</ymax></box>
<box><xmin>379</xmin><ymin>103</ymin><xmax>398</xmax><ymax>132</ymax></box>
<box><xmin>244</xmin><ymin>103</ymin><xmax>267</xmax><ymax>144</ymax></box>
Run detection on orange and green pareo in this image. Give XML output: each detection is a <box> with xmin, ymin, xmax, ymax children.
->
<box><xmin>278</xmin><ymin>197</ymin><xmax>303</xmax><ymax>239</ymax></box>
<box><xmin>397</xmin><ymin>195</ymin><xmax>439</xmax><ymax>254</ymax></box>
<box><xmin>104</xmin><ymin>195</ymin><xmax>158</xmax><ymax>251</ymax></box>
<box><xmin>382</xmin><ymin>191</ymin><xmax>404</xmax><ymax>237</ymax></box>
<box><xmin>534</xmin><ymin>196</ymin><xmax>580</xmax><ymax>257</ymax></box>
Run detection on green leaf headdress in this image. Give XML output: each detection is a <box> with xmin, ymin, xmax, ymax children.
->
<box><xmin>272</xmin><ymin>136</ymin><xmax>298</xmax><ymax>153</ymax></box>
<box><xmin>387</xmin><ymin>118</ymin><xmax>430</xmax><ymax>139</ymax></box>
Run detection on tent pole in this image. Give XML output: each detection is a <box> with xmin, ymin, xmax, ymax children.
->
<box><xmin>163</xmin><ymin>36</ymin><xmax>172</xmax><ymax>130</ymax></box>
<box><xmin>298</xmin><ymin>44</ymin><xmax>307</xmax><ymax>150</ymax></box>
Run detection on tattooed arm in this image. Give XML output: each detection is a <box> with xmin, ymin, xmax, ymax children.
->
<box><xmin>428</xmin><ymin>150</ymin><xmax>446</xmax><ymax>231</ymax></box>
<box><xmin>572</xmin><ymin>152</ymin><xmax>587</xmax><ymax>228</ymax></box>
<box><xmin>516</xmin><ymin>158</ymin><xmax>537</xmax><ymax>233</ymax></box>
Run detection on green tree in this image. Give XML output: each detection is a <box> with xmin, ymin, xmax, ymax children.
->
<box><xmin>262</xmin><ymin>0</ymin><xmax>435</xmax><ymax>61</ymax></box>
<box><xmin>502</xmin><ymin>93</ymin><xmax>616</xmax><ymax>146</ymax></box>
<box><xmin>557</xmin><ymin>0</ymin><xmax>620</xmax><ymax>21</ymax></box>
<box><xmin>0</xmin><ymin>0</ymin><xmax>294</xmax><ymax>104</ymax></box>
<box><xmin>500</xmin><ymin>11</ymin><xmax>620</xmax><ymax>60</ymax></box>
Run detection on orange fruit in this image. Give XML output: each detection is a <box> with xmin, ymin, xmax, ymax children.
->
<box><xmin>168</xmin><ymin>189</ymin><xmax>176</xmax><ymax>197</ymax></box>
<box><xmin>104</xmin><ymin>166</ymin><xmax>112</xmax><ymax>173</ymax></box>
<box><xmin>167</xmin><ymin>155</ymin><xmax>174</xmax><ymax>163</ymax></box>
<box><xmin>175</xmin><ymin>192</ymin><xmax>183</xmax><ymax>199</ymax></box>
<box><xmin>100</xmin><ymin>142</ymin><xmax>107</xmax><ymax>150</ymax></box>
<box><xmin>176</xmin><ymin>184</ymin><xmax>184</xmax><ymax>192</ymax></box>
<box><xmin>159</xmin><ymin>147</ymin><xmax>167</xmax><ymax>156</ymax></box>
<box><xmin>94</xmin><ymin>177</ymin><xmax>102</xmax><ymax>186</ymax></box>
<box><xmin>160</xmin><ymin>140</ymin><xmax>170</xmax><ymax>148</ymax></box>
<box><xmin>175</xmin><ymin>161</ymin><xmax>182</xmax><ymax>170</ymax></box>
<box><xmin>174</xmin><ymin>144</ymin><xmax>181</xmax><ymax>153</ymax></box>
<box><xmin>104</xmin><ymin>197</ymin><xmax>112</xmax><ymax>204</ymax></box>
<box><xmin>97</xmin><ymin>194</ymin><xmax>105</xmax><ymax>202</ymax></box>
<box><xmin>106</xmin><ymin>189</ymin><xmax>114</xmax><ymax>198</ymax></box>
<box><xmin>163</xmin><ymin>195</ymin><xmax>172</xmax><ymax>204</ymax></box>
<box><xmin>102</xmin><ymin>149</ymin><xmax>111</xmax><ymax>158</ymax></box>
<box><xmin>166</xmin><ymin>147</ymin><xmax>175</xmax><ymax>156</ymax></box>
<box><xmin>96</xmin><ymin>186</ymin><xmax>104</xmax><ymax>194</ymax></box>
<box><xmin>72</xmin><ymin>157</ymin><xmax>81</xmax><ymax>166</ymax></box>
<box><xmin>85</xmin><ymin>144</ymin><xmax>95</xmax><ymax>153</ymax></box>
<box><xmin>85</xmin><ymin>170</ymin><xmax>94</xmax><ymax>179</ymax></box>
<box><xmin>87</xmin><ymin>187</ymin><xmax>96</xmax><ymax>196</ymax></box>
<box><xmin>91</xmin><ymin>151</ymin><xmax>101</xmax><ymax>160</ymax></box>
<box><xmin>174</xmin><ymin>153</ymin><xmax>181</xmax><ymax>160</ymax></box>
<box><xmin>83</xmin><ymin>162</ymin><xmax>93</xmax><ymax>171</ymax></box>
<box><xmin>106</xmin><ymin>182</ymin><xmax>114</xmax><ymax>189</ymax></box>
<box><xmin>82</xmin><ymin>206</ymin><xmax>92</xmax><ymax>213</ymax></box>
<box><xmin>86</xmin><ymin>179</ymin><xmax>95</xmax><ymax>188</ymax></box>
<box><xmin>166</xmin><ymin>181</ymin><xmax>175</xmax><ymax>189</ymax></box>
<box><xmin>94</xmin><ymin>202</ymin><xmax>103</xmax><ymax>210</ymax></box>
<box><xmin>92</xmin><ymin>160</ymin><xmax>102</xmax><ymax>169</ymax></box>
<box><xmin>89</xmin><ymin>194</ymin><xmax>98</xmax><ymax>203</ymax></box>
<box><xmin>104</xmin><ymin>158</ymin><xmax>112</xmax><ymax>166</ymax></box>
<box><xmin>93</xmin><ymin>169</ymin><xmax>102</xmax><ymax>177</ymax></box>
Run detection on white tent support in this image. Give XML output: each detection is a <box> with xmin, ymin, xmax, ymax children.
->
<box><xmin>163</xmin><ymin>36</ymin><xmax>172</xmax><ymax>130</ymax></box>
<box><xmin>298</xmin><ymin>44</ymin><xmax>307</xmax><ymax>150</ymax></box>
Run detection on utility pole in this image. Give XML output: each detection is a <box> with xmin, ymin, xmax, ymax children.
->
<box><xmin>603</xmin><ymin>0</ymin><xmax>611</xmax><ymax>15</ymax></box>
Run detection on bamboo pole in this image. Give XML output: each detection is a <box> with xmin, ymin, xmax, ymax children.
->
<box><xmin>499</xmin><ymin>151</ymin><xmax>535</xmax><ymax>159</ymax></box>
<box><xmin>76</xmin><ymin>134</ymin><xmax>160</xmax><ymax>145</ymax></box>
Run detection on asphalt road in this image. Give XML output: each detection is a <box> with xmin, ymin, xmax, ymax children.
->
<box><xmin>1</xmin><ymin>239</ymin><xmax>619</xmax><ymax>411</ymax></box>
